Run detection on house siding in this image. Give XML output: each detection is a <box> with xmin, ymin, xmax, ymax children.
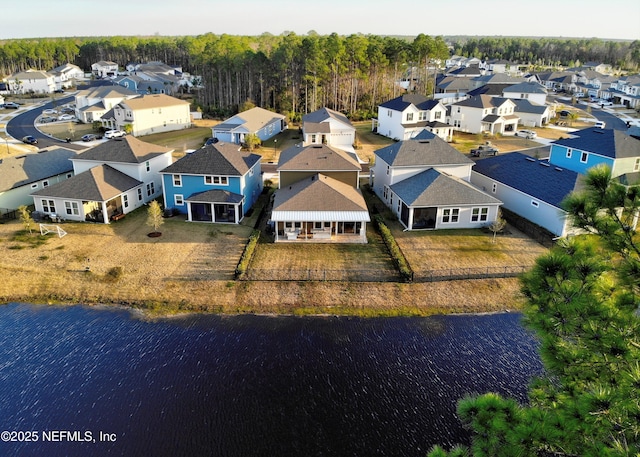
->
<box><xmin>280</xmin><ymin>170</ymin><xmax>358</xmax><ymax>189</ymax></box>
<box><xmin>1</xmin><ymin>172</ymin><xmax>72</xmax><ymax>211</ymax></box>
<box><xmin>549</xmin><ymin>144</ymin><xmax>614</xmax><ymax>175</ymax></box>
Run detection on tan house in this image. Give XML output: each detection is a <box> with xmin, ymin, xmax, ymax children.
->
<box><xmin>74</xmin><ymin>85</ymin><xmax>139</xmax><ymax>123</ymax></box>
<box><xmin>101</xmin><ymin>94</ymin><xmax>191</xmax><ymax>136</ymax></box>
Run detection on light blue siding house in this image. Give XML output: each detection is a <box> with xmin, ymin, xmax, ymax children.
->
<box><xmin>160</xmin><ymin>143</ymin><xmax>262</xmax><ymax>223</ymax></box>
<box><xmin>212</xmin><ymin>107</ymin><xmax>286</xmax><ymax>145</ymax></box>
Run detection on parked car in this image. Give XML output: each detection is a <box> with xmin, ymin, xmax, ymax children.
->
<box><xmin>599</xmin><ymin>100</ymin><xmax>613</xmax><ymax>107</ymax></box>
<box><xmin>470</xmin><ymin>143</ymin><xmax>499</xmax><ymax>157</ymax></box>
<box><xmin>516</xmin><ymin>129</ymin><xmax>537</xmax><ymax>139</ymax></box>
<box><xmin>53</xmin><ymin>89</ymin><xmax>65</xmax><ymax>93</ymax></box>
<box><xmin>3</xmin><ymin>102</ymin><xmax>20</xmax><ymax>109</ymax></box>
<box><xmin>104</xmin><ymin>129</ymin><xmax>126</xmax><ymax>139</ymax></box>
<box><xmin>57</xmin><ymin>114</ymin><xmax>75</xmax><ymax>121</ymax></box>
<box><xmin>205</xmin><ymin>137</ymin><xmax>219</xmax><ymax>146</ymax></box>
<box><xmin>595</xmin><ymin>121</ymin><xmax>606</xmax><ymax>128</ymax></box>
<box><xmin>42</xmin><ymin>108</ymin><xmax>57</xmax><ymax>115</ymax></box>
<box><xmin>559</xmin><ymin>110</ymin><xmax>571</xmax><ymax>117</ymax></box>
<box><xmin>22</xmin><ymin>136</ymin><xmax>38</xmax><ymax>145</ymax></box>
<box><xmin>81</xmin><ymin>134</ymin><xmax>97</xmax><ymax>142</ymax></box>
<box><xmin>574</xmin><ymin>92</ymin><xmax>585</xmax><ymax>98</ymax></box>
<box><xmin>39</xmin><ymin>116</ymin><xmax>56</xmax><ymax>123</ymax></box>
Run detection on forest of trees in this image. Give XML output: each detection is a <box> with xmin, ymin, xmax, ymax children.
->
<box><xmin>1</xmin><ymin>34</ymin><xmax>639</xmax><ymax>120</ymax></box>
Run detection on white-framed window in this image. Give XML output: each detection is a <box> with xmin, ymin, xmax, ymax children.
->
<box><xmin>454</xmin><ymin>120</ymin><xmax>461</xmax><ymax>128</ymax></box>
<box><xmin>43</xmin><ymin>180</ymin><xmax>49</xmax><ymax>187</ymax></box>
<box><xmin>173</xmin><ymin>174</ymin><xmax>182</xmax><ymax>187</ymax></box>
<box><xmin>580</xmin><ymin>152</ymin><xmax>588</xmax><ymax>163</ymax></box>
<box><xmin>434</xmin><ymin>111</ymin><xmax>442</xmax><ymax>120</ymax></box>
<box><xmin>146</xmin><ymin>182</ymin><xmax>155</xmax><ymax>196</ymax></box>
<box><xmin>471</xmin><ymin>207</ymin><xmax>489</xmax><ymax>222</ymax></box>
<box><xmin>137</xmin><ymin>188</ymin><xmax>143</xmax><ymax>201</ymax></box>
<box><xmin>635</xmin><ymin>158</ymin><xmax>640</xmax><ymax>172</ymax></box>
<box><xmin>387</xmin><ymin>110</ymin><xmax>392</xmax><ymax>117</ymax></box>
<box><xmin>311</xmin><ymin>134</ymin><xmax>316</xmax><ymax>143</ymax></box>
<box><xmin>294</xmin><ymin>222</ymin><xmax>301</xmax><ymax>229</ymax></box>
<box><xmin>383</xmin><ymin>185</ymin><xmax>388</xmax><ymax>200</ymax></box>
<box><xmin>205</xmin><ymin>176</ymin><xmax>229</xmax><ymax>185</ymax></box>
<box><xmin>386</xmin><ymin>165</ymin><xmax>390</xmax><ymax>175</ymax></box>
<box><xmin>249</xmin><ymin>168</ymin><xmax>254</xmax><ymax>177</ymax></box>
<box><xmin>397</xmin><ymin>200</ymin><xmax>401</xmax><ymax>212</ymax></box>
<box><xmin>531</xmin><ymin>200</ymin><xmax>539</xmax><ymax>208</ymax></box>
<box><xmin>174</xmin><ymin>194</ymin><xmax>183</xmax><ymax>206</ymax></box>
<box><xmin>146</xmin><ymin>161</ymin><xmax>150</xmax><ymax>172</ymax></box>
<box><xmin>566</xmin><ymin>148</ymin><xmax>572</xmax><ymax>159</ymax></box>
<box><xmin>42</xmin><ymin>199</ymin><xmax>55</xmax><ymax>213</ymax></box>
<box><xmin>66</xmin><ymin>173</ymin><xmax>72</xmax><ymax>179</ymax></box>
<box><xmin>314</xmin><ymin>221</ymin><xmax>322</xmax><ymax>229</ymax></box>
<box><xmin>123</xmin><ymin>194</ymin><xmax>129</xmax><ymax>208</ymax></box>
<box><xmin>418</xmin><ymin>111</ymin><xmax>427</xmax><ymax>121</ymax></box>
<box><xmin>406</xmin><ymin>113</ymin><xmax>414</xmax><ymax>122</ymax></box>
<box><xmin>492</xmin><ymin>183</ymin><xmax>497</xmax><ymax>193</ymax></box>
<box><xmin>30</xmin><ymin>183</ymin><xmax>38</xmax><ymax>189</ymax></box>
<box><xmin>442</xmin><ymin>208</ymin><xmax>459</xmax><ymax>223</ymax></box>
<box><xmin>64</xmin><ymin>201</ymin><xmax>79</xmax><ymax>216</ymax></box>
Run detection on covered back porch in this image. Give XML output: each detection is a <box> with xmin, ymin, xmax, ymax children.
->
<box><xmin>271</xmin><ymin>213</ymin><xmax>369</xmax><ymax>244</ymax></box>
<box><xmin>186</xmin><ymin>189</ymin><xmax>244</xmax><ymax>224</ymax></box>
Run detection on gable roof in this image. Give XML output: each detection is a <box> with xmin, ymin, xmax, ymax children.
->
<box><xmin>302</xmin><ymin>107</ymin><xmax>353</xmax><ymax>127</ymax></box>
<box><xmin>472</xmin><ymin>152</ymin><xmax>582</xmax><ymax>207</ymax></box>
<box><xmin>391</xmin><ymin>168</ymin><xmax>501</xmax><ymax>207</ymax></box>
<box><xmin>379</xmin><ymin>94</ymin><xmax>441</xmax><ymax>112</ymax></box>
<box><xmin>186</xmin><ymin>189</ymin><xmax>244</xmax><ymax>204</ymax></box>
<box><xmin>214</xmin><ymin>107</ymin><xmax>285</xmax><ymax>133</ymax></box>
<box><xmin>73</xmin><ymin>136</ymin><xmax>173</xmax><ymax>164</ymax></box>
<box><xmin>272</xmin><ymin>173</ymin><xmax>370</xmax><ymax>221</ymax></box>
<box><xmin>511</xmin><ymin>98</ymin><xmax>550</xmax><ymax>115</ymax></box>
<box><xmin>503</xmin><ymin>82</ymin><xmax>548</xmax><ymax>94</ymax></box>
<box><xmin>552</xmin><ymin>127</ymin><xmax>640</xmax><ymax>159</ymax></box>
<box><xmin>467</xmin><ymin>84</ymin><xmax>514</xmax><ymax>97</ymax></box>
<box><xmin>31</xmin><ymin>164</ymin><xmax>142</xmax><ymax>201</ymax></box>
<box><xmin>375</xmin><ymin>136</ymin><xmax>474</xmax><ymax>167</ymax></box>
<box><xmin>278</xmin><ymin>144</ymin><xmax>361</xmax><ymax>172</ymax></box>
<box><xmin>160</xmin><ymin>143</ymin><xmax>260</xmax><ymax>176</ymax></box>
<box><xmin>76</xmin><ymin>85</ymin><xmax>138</xmax><ymax>99</ymax></box>
<box><xmin>0</xmin><ymin>148</ymin><xmax>76</xmax><ymax>192</ymax></box>
<box><xmin>452</xmin><ymin>94</ymin><xmax>515</xmax><ymax>109</ymax></box>
<box><xmin>119</xmin><ymin>93</ymin><xmax>189</xmax><ymax>110</ymax></box>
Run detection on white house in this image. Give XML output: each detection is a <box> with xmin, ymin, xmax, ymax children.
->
<box><xmin>302</xmin><ymin>107</ymin><xmax>356</xmax><ymax>152</ymax></box>
<box><xmin>448</xmin><ymin>95</ymin><xmax>519</xmax><ymax>135</ymax></box>
<box><xmin>376</xmin><ymin>94</ymin><xmax>451</xmax><ymax>142</ymax></box>
<box><xmin>74</xmin><ymin>85</ymin><xmax>139</xmax><ymax>123</ymax></box>
<box><xmin>609</xmin><ymin>76</ymin><xmax>640</xmax><ymax>109</ymax></box>
<box><xmin>91</xmin><ymin>61</ymin><xmax>119</xmax><ymax>79</ymax></box>
<box><xmin>502</xmin><ymin>82</ymin><xmax>548</xmax><ymax>106</ymax></box>
<box><xmin>7</xmin><ymin>70</ymin><xmax>56</xmax><ymax>94</ymax></box>
<box><xmin>50</xmin><ymin>63</ymin><xmax>84</xmax><ymax>90</ymax></box>
<box><xmin>103</xmin><ymin>94</ymin><xmax>191</xmax><ymax>136</ymax></box>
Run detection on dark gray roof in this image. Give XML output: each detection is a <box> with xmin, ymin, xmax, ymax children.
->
<box><xmin>379</xmin><ymin>94</ymin><xmax>440</xmax><ymax>112</ymax></box>
<box><xmin>467</xmin><ymin>84</ymin><xmax>513</xmax><ymax>97</ymax></box>
<box><xmin>375</xmin><ymin>136</ymin><xmax>473</xmax><ymax>167</ymax></box>
<box><xmin>511</xmin><ymin>99</ymin><xmax>549</xmax><ymax>115</ymax></box>
<box><xmin>552</xmin><ymin>127</ymin><xmax>640</xmax><ymax>159</ymax></box>
<box><xmin>453</xmin><ymin>95</ymin><xmax>514</xmax><ymax>109</ymax></box>
<box><xmin>302</xmin><ymin>107</ymin><xmax>352</xmax><ymax>127</ymax></box>
<box><xmin>273</xmin><ymin>173</ymin><xmax>368</xmax><ymax>212</ymax></box>
<box><xmin>277</xmin><ymin>144</ymin><xmax>361</xmax><ymax>172</ymax></box>
<box><xmin>304</xmin><ymin>121</ymin><xmax>331</xmax><ymax>134</ymax></box>
<box><xmin>391</xmin><ymin>168</ymin><xmax>501</xmax><ymax>207</ymax></box>
<box><xmin>472</xmin><ymin>152</ymin><xmax>582</xmax><ymax>207</ymax></box>
<box><xmin>31</xmin><ymin>165</ymin><xmax>142</xmax><ymax>201</ymax></box>
<box><xmin>74</xmin><ymin>136</ymin><xmax>172</xmax><ymax>164</ymax></box>
<box><xmin>186</xmin><ymin>189</ymin><xmax>244</xmax><ymax>204</ymax></box>
<box><xmin>0</xmin><ymin>148</ymin><xmax>76</xmax><ymax>192</ymax></box>
<box><xmin>504</xmin><ymin>82</ymin><xmax>548</xmax><ymax>94</ymax></box>
<box><xmin>161</xmin><ymin>143</ymin><xmax>260</xmax><ymax>176</ymax></box>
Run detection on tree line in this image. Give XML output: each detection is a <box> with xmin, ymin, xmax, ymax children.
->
<box><xmin>1</xmin><ymin>34</ymin><xmax>639</xmax><ymax>119</ymax></box>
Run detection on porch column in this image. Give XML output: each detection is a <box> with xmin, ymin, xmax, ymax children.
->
<box><xmin>187</xmin><ymin>203</ymin><xmax>193</xmax><ymax>222</ymax></box>
<box><xmin>101</xmin><ymin>201</ymin><xmax>109</xmax><ymax>224</ymax></box>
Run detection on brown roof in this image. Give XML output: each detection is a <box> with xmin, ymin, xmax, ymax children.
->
<box><xmin>74</xmin><ymin>136</ymin><xmax>172</xmax><ymax>164</ymax></box>
<box><xmin>120</xmin><ymin>94</ymin><xmax>190</xmax><ymax>109</ymax></box>
<box><xmin>273</xmin><ymin>173</ymin><xmax>368</xmax><ymax>212</ymax></box>
<box><xmin>277</xmin><ymin>144</ymin><xmax>361</xmax><ymax>172</ymax></box>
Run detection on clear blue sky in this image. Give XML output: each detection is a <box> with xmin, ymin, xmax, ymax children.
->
<box><xmin>2</xmin><ymin>0</ymin><xmax>639</xmax><ymax>41</ymax></box>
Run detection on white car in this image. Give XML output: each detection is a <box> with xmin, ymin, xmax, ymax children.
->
<box><xmin>104</xmin><ymin>129</ymin><xmax>126</xmax><ymax>139</ymax></box>
<box><xmin>57</xmin><ymin>114</ymin><xmax>75</xmax><ymax>121</ymax></box>
<box><xmin>599</xmin><ymin>100</ymin><xmax>613</xmax><ymax>107</ymax></box>
<box><xmin>516</xmin><ymin>130</ymin><xmax>537</xmax><ymax>139</ymax></box>
<box><xmin>42</xmin><ymin>109</ymin><xmax>57</xmax><ymax>115</ymax></box>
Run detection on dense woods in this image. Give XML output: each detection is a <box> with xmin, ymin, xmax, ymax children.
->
<box><xmin>1</xmin><ymin>34</ymin><xmax>639</xmax><ymax>119</ymax></box>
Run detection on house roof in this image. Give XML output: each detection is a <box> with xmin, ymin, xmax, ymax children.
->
<box><xmin>471</xmin><ymin>152</ymin><xmax>582</xmax><ymax>208</ymax></box>
<box><xmin>31</xmin><ymin>164</ymin><xmax>142</xmax><ymax>201</ymax></box>
<box><xmin>161</xmin><ymin>143</ymin><xmax>260</xmax><ymax>176</ymax></box>
<box><xmin>304</xmin><ymin>122</ymin><xmax>332</xmax><ymax>134</ymax></box>
<box><xmin>186</xmin><ymin>189</ymin><xmax>244</xmax><ymax>204</ymax></box>
<box><xmin>73</xmin><ymin>136</ymin><xmax>172</xmax><ymax>164</ymax></box>
<box><xmin>214</xmin><ymin>107</ymin><xmax>285</xmax><ymax>134</ymax></box>
<box><xmin>473</xmin><ymin>74</ymin><xmax>524</xmax><ymax>85</ymax></box>
<box><xmin>379</xmin><ymin>94</ymin><xmax>441</xmax><ymax>112</ymax></box>
<box><xmin>277</xmin><ymin>144</ymin><xmax>361</xmax><ymax>172</ymax></box>
<box><xmin>11</xmin><ymin>70</ymin><xmax>51</xmax><ymax>80</ymax></box>
<box><xmin>302</xmin><ymin>107</ymin><xmax>353</xmax><ymax>127</ymax></box>
<box><xmin>511</xmin><ymin>98</ymin><xmax>549</xmax><ymax>115</ymax></box>
<box><xmin>391</xmin><ymin>168</ymin><xmax>501</xmax><ymax>207</ymax></box>
<box><xmin>452</xmin><ymin>94</ymin><xmax>515</xmax><ymax>109</ymax></box>
<box><xmin>119</xmin><ymin>94</ymin><xmax>189</xmax><ymax>109</ymax></box>
<box><xmin>0</xmin><ymin>148</ymin><xmax>76</xmax><ymax>192</ymax></box>
<box><xmin>552</xmin><ymin>127</ymin><xmax>640</xmax><ymax>159</ymax></box>
<box><xmin>375</xmin><ymin>136</ymin><xmax>474</xmax><ymax>167</ymax></box>
<box><xmin>76</xmin><ymin>85</ymin><xmax>138</xmax><ymax>99</ymax></box>
<box><xmin>467</xmin><ymin>84</ymin><xmax>514</xmax><ymax>97</ymax></box>
<box><xmin>503</xmin><ymin>82</ymin><xmax>548</xmax><ymax>94</ymax></box>
<box><xmin>271</xmin><ymin>173</ymin><xmax>370</xmax><ymax>221</ymax></box>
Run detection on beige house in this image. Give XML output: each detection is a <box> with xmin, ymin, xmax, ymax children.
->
<box><xmin>102</xmin><ymin>94</ymin><xmax>191</xmax><ymax>136</ymax></box>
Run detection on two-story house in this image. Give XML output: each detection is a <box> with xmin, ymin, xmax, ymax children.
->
<box><xmin>103</xmin><ymin>94</ymin><xmax>191</xmax><ymax>136</ymax></box>
<box><xmin>74</xmin><ymin>85</ymin><xmax>139</xmax><ymax>124</ymax></box>
<box><xmin>50</xmin><ymin>63</ymin><xmax>84</xmax><ymax>90</ymax></box>
<box><xmin>91</xmin><ymin>61</ymin><xmax>119</xmax><ymax>79</ymax></box>
<box><xmin>31</xmin><ymin>137</ymin><xmax>172</xmax><ymax>223</ymax></box>
<box><xmin>448</xmin><ymin>95</ymin><xmax>519</xmax><ymax>135</ymax></box>
<box><xmin>302</xmin><ymin>107</ymin><xmax>356</xmax><ymax>152</ymax></box>
<box><xmin>212</xmin><ymin>107</ymin><xmax>287</xmax><ymax>145</ymax></box>
<box><xmin>375</xmin><ymin>94</ymin><xmax>451</xmax><ymax>142</ymax></box>
<box><xmin>609</xmin><ymin>76</ymin><xmax>640</xmax><ymax>109</ymax></box>
<box><xmin>8</xmin><ymin>70</ymin><xmax>56</xmax><ymax>94</ymax></box>
<box><xmin>160</xmin><ymin>143</ymin><xmax>262</xmax><ymax>224</ymax></box>
<box><xmin>371</xmin><ymin>131</ymin><xmax>501</xmax><ymax>230</ymax></box>
<box><xmin>270</xmin><ymin>144</ymin><xmax>370</xmax><ymax>242</ymax></box>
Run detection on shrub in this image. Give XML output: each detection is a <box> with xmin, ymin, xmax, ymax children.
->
<box><xmin>373</xmin><ymin>215</ymin><xmax>413</xmax><ymax>282</ymax></box>
<box><xmin>235</xmin><ymin>230</ymin><xmax>260</xmax><ymax>278</ymax></box>
<box><xmin>105</xmin><ymin>266</ymin><xmax>124</xmax><ymax>282</ymax></box>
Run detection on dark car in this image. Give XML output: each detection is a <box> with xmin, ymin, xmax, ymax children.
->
<box><xmin>3</xmin><ymin>102</ymin><xmax>20</xmax><ymax>109</ymax></box>
<box><xmin>81</xmin><ymin>134</ymin><xmax>97</xmax><ymax>142</ymax></box>
<box><xmin>205</xmin><ymin>137</ymin><xmax>219</xmax><ymax>146</ymax></box>
<box><xmin>54</xmin><ymin>89</ymin><xmax>65</xmax><ymax>93</ymax></box>
<box><xmin>22</xmin><ymin>136</ymin><xmax>38</xmax><ymax>145</ymax></box>
<box><xmin>559</xmin><ymin>110</ymin><xmax>571</xmax><ymax>117</ymax></box>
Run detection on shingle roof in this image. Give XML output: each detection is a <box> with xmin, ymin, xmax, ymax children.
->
<box><xmin>467</xmin><ymin>84</ymin><xmax>513</xmax><ymax>97</ymax></box>
<box><xmin>186</xmin><ymin>189</ymin><xmax>244</xmax><ymax>204</ymax></box>
<box><xmin>119</xmin><ymin>94</ymin><xmax>189</xmax><ymax>109</ymax></box>
<box><xmin>277</xmin><ymin>144</ymin><xmax>361</xmax><ymax>172</ymax></box>
<box><xmin>0</xmin><ymin>148</ymin><xmax>76</xmax><ymax>192</ymax></box>
<box><xmin>31</xmin><ymin>165</ymin><xmax>142</xmax><ymax>201</ymax></box>
<box><xmin>511</xmin><ymin>98</ymin><xmax>549</xmax><ymax>115</ymax></box>
<box><xmin>272</xmin><ymin>173</ymin><xmax>369</xmax><ymax>216</ymax></box>
<box><xmin>214</xmin><ymin>107</ymin><xmax>285</xmax><ymax>134</ymax></box>
<box><xmin>302</xmin><ymin>107</ymin><xmax>352</xmax><ymax>127</ymax></box>
<box><xmin>471</xmin><ymin>152</ymin><xmax>582</xmax><ymax>207</ymax></box>
<box><xmin>73</xmin><ymin>136</ymin><xmax>172</xmax><ymax>164</ymax></box>
<box><xmin>375</xmin><ymin>136</ymin><xmax>474</xmax><ymax>167</ymax></box>
<box><xmin>552</xmin><ymin>127</ymin><xmax>640</xmax><ymax>159</ymax></box>
<box><xmin>161</xmin><ymin>143</ymin><xmax>260</xmax><ymax>176</ymax></box>
<box><xmin>391</xmin><ymin>168</ymin><xmax>501</xmax><ymax>207</ymax></box>
<box><xmin>452</xmin><ymin>94</ymin><xmax>514</xmax><ymax>109</ymax></box>
<box><xmin>503</xmin><ymin>82</ymin><xmax>548</xmax><ymax>94</ymax></box>
<box><xmin>379</xmin><ymin>94</ymin><xmax>441</xmax><ymax>111</ymax></box>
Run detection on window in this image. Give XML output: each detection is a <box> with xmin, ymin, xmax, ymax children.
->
<box><xmin>64</xmin><ymin>201</ymin><xmax>79</xmax><ymax>216</ymax></box>
<box><xmin>406</xmin><ymin>113</ymin><xmax>414</xmax><ymax>122</ymax></box>
<box><xmin>454</xmin><ymin>120</ymin><xmax>461</xmax><ymax>128</ymax></box>
<box><xmin>434</xmin><ymin>111</ymin><xmax>442</xmax><ymax>120</ymax></box>
<box><xmin>43</xmin><ymin>180</ymin><xmax>49</xmax><ymax>187</ymax></box>
<box><xmin>294</xmin><ymin>222</ymin><xmax>301</xmax><ymax>228</ymax></box>
<box><xmin>314</xmin><ymin>222</ymin><xmax>322</xmax><ymax>229</ymax></box>
<box><xmin>386</xmin><ymin>165</ymin><xmax>390</xmax><ymax>176</ymax></box>
<box><xmin>634</xmin><ymin>158</ymin><xmax>640</xmax><ymax>172</ymax></box>
<box><xmin>580</xmin><ymin>152</ymin><xmax>588</xmax><ymax>163</ymax></box>
<box><xmin>492</xmin><ymin>183</ymin><xmax>497</xmax><ymax>193</ymax></box>
<box><xmin>457</xmin><ymin>107</ymin><xmax>461</xmax><ymax>113</ymax></box>
<box><xmin>173</xmin><ymin>174</ymin><xmax>182</xmax><ymax>187</ymax></box>
<box><xmin>137</xmin><ymin>188</ymin><xmax>143</xmax><ymax>201</ymax></box>
<box><xmin>442</xmin><ymin>208</ymin><xmax>459</xmax><ymax>223</ymax></box>
<box><xmin>174</xmin><ymin>194</ymin><xmax>183</xmax><ymax>206</ymax></box>
<box><xmin>31</xmin><ymin>183</ymin><xmax>38</xmax><ymax>189</ymax></box>
<box><xmin>531</xmin><ymin>200</ymin><xmax>539</xmax><ymax>208</ymax></box>
<box><xmin>471</xmin><ymin>207</ymin><xmax>489</xmax><ymax>222</ymax></box>
<box><xmin>146</xmin><ymin>182</ymin><xmax>155</xmax><ymax>197</ymax></box>
<box><xmin>566</xmin><ymin>148</ymin><xmax>572</xmax><ymax>159</ymax></box>
<box><xmin>418</xmin><ymin>111</ymin><xmax>427</xmax><ymax>121</ymax></box>
<box><xmin>311</xmin><ymin>134</ymin><xmax>316</xmax><ymax>143</ymax></box>
<box><xmin>205</xmin><ymin>176</ymin><xmax>228</xmax><ymax>185</ymax></box>
<box><xmin>249</xmin><ymin>168</ymin><xmax>254</xmax><ymax>177</ymax></box>
<box><xmin>42</xmin><ymin>199</ymin><xmax>55</xmax><ymax>213</ymax></box>
<box><xmin>67</xmin><ymin>173</ymin><xmax>72</xmax><ymax>179</ymax></box>
<box><xmin>383</xmin><ymin>186</ymin><xmax>388</xmax><ymax>200</ymax></box>
<box><xmin>387</xmin><ymin>110</ymin><xmax>392</xmax><ymax>117</ymax></box>
<box><xmin>123</xmin><ymin>194</ymin><xmax>129</xmax><ymax>208</ymax></box>
<box><xmin>146</xmin><ymin>161</ymin><xmax>150</xmax><ymax>172</ymax></box>
<box><xmin>285</xmin><ymin>222</ymin><xmax>293</xmax><ymax>229</ymax></box>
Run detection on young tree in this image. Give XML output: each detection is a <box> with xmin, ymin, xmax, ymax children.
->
<box><xmin>17</xmin><ymin>205</ymin><xmax>34</xmax><ymax>234</ymax></box>
<box><xmin>244</xmin><ymin>133</ymin><xmax>261</xmax><ymax>151</ymax></box>
<box><xmin>488</xmin><ymin>209</ymin><xmax>506</xmax><ymax>243</ymax></box>
<box><xmin>146</xmin><ymin>200</ymin><xmax>164</xmax><ymax>236</ymax></box>
<box><xmin>429</xmin><ymin>165</ymin><xmax>640</xmax><ymax>456</ymax></box>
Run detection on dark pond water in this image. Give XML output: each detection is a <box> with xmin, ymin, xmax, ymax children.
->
<box><xmin>0</xmin><ymin>303</ymin><xmax>544</xmax><ymax>457</ymax></box>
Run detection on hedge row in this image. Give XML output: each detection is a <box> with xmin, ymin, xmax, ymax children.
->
<box><xmin>235</xmin><ymin>229</ymin><xmax>261</xmax><ymax>278</ymax></box>
<box><xmin>373</xmin><ymin>215</ymin><xmax>413</xmax><ymax>282</ymax></box>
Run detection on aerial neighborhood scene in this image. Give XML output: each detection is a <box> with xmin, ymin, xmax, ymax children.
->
<box><xmin>0</xmin><ymin>0</ymin><xmax>639</xmax><ymax>455</ymax></box>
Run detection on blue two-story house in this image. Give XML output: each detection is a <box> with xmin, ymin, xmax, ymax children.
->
<box><xmin>160</xmin><ymin>143</ymin><xmax>262</xmax><ymax>224</ymax></box>
<box><xmin>549</xmin><ymin>127</ymin><xmax>640</xmax><ymax>179</ymax></box>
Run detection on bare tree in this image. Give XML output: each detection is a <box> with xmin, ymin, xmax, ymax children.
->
<box><xmin>489</xmin><ymin>209</ymin><xmax>506</xmax><ymax>243</ymax></box>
